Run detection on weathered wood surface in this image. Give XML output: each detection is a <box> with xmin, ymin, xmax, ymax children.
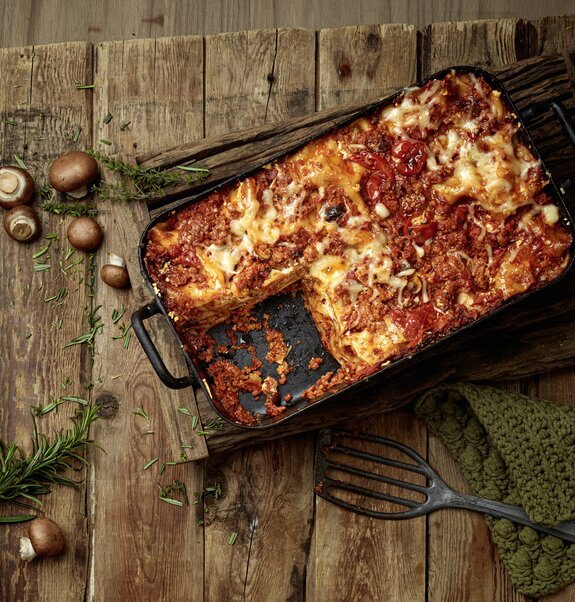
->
<box><xmin>0</xmin><ymin>42</ymin><xmax>94</xmax><ymax>602</ymax></box>
<box><xmin>3</xmin><ymin>0</ymin><xmax>575</xmax><ymax>47</ymax></box>
<box><xmin>2</xmin><ymin>14</ymin><xmax>575</xmax><ymax>602</ymax></box>
<box><xmin>202</xmin><ymin>27</ymin><xmax>317</xmax><ymax>602</ymax></box>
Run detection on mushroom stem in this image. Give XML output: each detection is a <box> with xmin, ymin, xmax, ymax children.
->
<box><xmin>66</xmin><ymin>184</ymin><xmax>89</xmax><ymax>199</ymax></box>
<box><xmin>19</xmin><ymin>537</ymin><xmax>38</xmax><ymax>562</ymax></box>
<box><xmin>108</xmin><ymin>253</ymin><xmax>126</xmax><ymax>268</ymax></box>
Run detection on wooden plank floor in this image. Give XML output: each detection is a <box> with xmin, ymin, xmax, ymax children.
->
<box><xmin>2</xmin><ymin>0</ymin><xmax>575</xmax><ymax>46</ymax></box>
<box><xmin>1</xmin><ymin>12</ymin><xmax>575</xmax><ymax>602</ymax></box>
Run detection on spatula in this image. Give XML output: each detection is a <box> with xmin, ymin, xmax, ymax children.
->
<box><xmin>314</xmin><ymin>429</ymin><xmax>575</xmax><ymax>542</ymax></box>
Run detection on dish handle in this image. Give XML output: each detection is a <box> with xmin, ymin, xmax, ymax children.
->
<box><xmin>522</xmin><ymin>99</ymin><xmax>575</xmax><ymax>192</ymax></box>
<box><xmin>132</xmin><ymin>302</ymin><xmax>196</xmax><ymax>389</ymax></box>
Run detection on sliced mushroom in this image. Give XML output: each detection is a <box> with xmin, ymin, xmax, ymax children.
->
<box><xmin>19</xmin><ymin>517</ymin><xmax>65</xmax><ymax>561</ymax></box>
<box><xmin>0</xmin><ymin>166</ymin><xmax>35</xmax><ymax>209</ymax></box>
<box><xmin>67</xmin><ymin>216</ymin><xmax>103</xmax><ymax>251</ymax></box>
<box><xmin>100</xmin><ymin>254</ymin><xmax>131</xmax><ymax>288</ymax></box>
<box><xmin>48</xmin><ymin>151</ymin><xmax>98</xmax><ymax>198</ymax></box>
<box><xmin>3</xmin><ymin>205</ymin><xmax>41</xmax><ymax>242</ymax></box>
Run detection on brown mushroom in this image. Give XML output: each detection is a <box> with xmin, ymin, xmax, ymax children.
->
<box><xmin>0</xmin><ymin>166</ymin><xmax>35</xmax><ymax>209</ymax></box>
<box><xmin>19</xmin><ymin>517</ymin><xmax>65</xmax><ymax>561</ymax></box>
<box><xmin>100</xmin><ymin>254</ymin><xmax>131</xmax><ymax>288</ymax></box>
<box><xmin>48</xmin><ymin>151</ymin><xmax>98</xmax><ymax>198</ymax></box>
<box><xmin>67</xmin><ymin>216</ymin><xmax>103</xmax><ymax>251</ymax></box>
<box><xmin>3</xmin><ymin>205</ymin><xmax>41</xmax><ymax>242</ymax></box>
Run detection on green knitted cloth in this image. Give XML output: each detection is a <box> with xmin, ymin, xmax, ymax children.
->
<box><xmin>414</xmin><ymin>382</ymin><xmax>575</xmax><ymax>597</ymax></box>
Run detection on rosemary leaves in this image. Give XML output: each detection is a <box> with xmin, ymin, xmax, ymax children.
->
<box><xmin>0</xmin><ymin>404</ymin><xmax>101</xmax><ymax>521</ymax></box>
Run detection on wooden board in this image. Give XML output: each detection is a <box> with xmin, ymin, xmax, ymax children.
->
<box><xmin>87</xmin><ymin>37</ymin><xmax>207</xmax><ymax>602</ymax></box>
<box><xmin>0</xmin><ymin>42</ymin><xmax>94</xmax><ymax>602</ymax></box>
<box><xmin>422</xmin><ymin>18</ymin><xmax>575</xmax><ymax>602</ymax></box>
<box><xmin>202</xmin><ymin>27</ymin><xmax>317</xmax><ymax>601</ymax></box>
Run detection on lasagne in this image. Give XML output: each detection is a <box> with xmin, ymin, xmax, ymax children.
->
<box><xmin>144</xmin><ymin>70</ymin><xmax>572</xmax><ymax>423</ymax></box>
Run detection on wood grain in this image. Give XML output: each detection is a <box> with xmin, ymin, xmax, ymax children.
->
<box><xmin>203</xmin><ymin>27</ymin><xmax>318</xmax><ymax>602</ymax></box>
<box><xmin>307</xmin><ymin>24</ymin><xmax>424</xmax><ymax>602</ymax></box>
<box><xmin>88</xmin><ymin>37</ymin><xmax>206</xmax><ymax>602</ymax></box>
<box><xmin>3</xmin><ymin>1</ymin><xmax>575</xmax><ymax>47</ymax></box>
<box><xmin>420</xmin><ymin>18</ymin><xmax>574</xmax><ymax>602</ymax></box>
<box><xmin>317</xmin><ymin>23</ymin><xmax>417</xmax><ymax>109</ymax></box>
<box><xmin>2</xmin><ymin>14</ymin><xmax>575</xmax><ymax>602</ymax></box>
<box><xmin>0</xmin><ymin>42</ymin><xmax>94</xmax><ymax>602</ymax></box>
<box><xmin>420</xmin><ymin>18</ymin><xmax>534</xmax><ymax>76</ymax></box>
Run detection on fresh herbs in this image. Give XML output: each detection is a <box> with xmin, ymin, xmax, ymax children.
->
<box><xmin>41</xmin><ymin>198</ymin><xmax>98</xmax><ymax>218</ymax></box>
<box><xmin>133</xmin><ymin>407</ymin><xmax>149</xmax><ymax>420</ymax></box>
<box><xmin>194</xmin><ymin>483</ymin><xmax>224</xmax><ymax>526</ymax></box>
<box><xmin>13</xmin><ymin>153</ymin><xmax>27</xmax><ymax>169</ymax></box>
<box><xmin>0</xmin><ymin>404</ymin><xmax>100</xmax><ymax>521</ymax></box>
<box><xmin>63</xmin><ymin>305</ymin><xmax>103</xmax><ymax>351</ymax></box>
<box><xmin>158</xmin><ymin>479</ymin><xmax>189</xmax><ymax>507</ymax></box>
<box><xmin>87</xmin><ymin>149</ymin><xmax>209</xmax><ymax>203</ymax></box>
<box><xmin>197</xmin><ymin>418</ymin><xmax>225</xmax><ymax>436</ymax></box>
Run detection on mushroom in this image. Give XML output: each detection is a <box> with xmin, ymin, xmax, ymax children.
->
<box><xmin>67</xmin><ymin>216</ymin><xmax>103</xmax><ymax>251</ymax></box>
<box><xmin>100</xmin><ymin>254</ymin><xmax>131</xmax><ymax>288</ymax></box>
<box><xmin>19</xmin><ymin>517</ymin><xmax>65</xmax><ymax>561</ymax></box>
<box><xmin>48</xmin><ymin>151</ymin><xmax>98</xmax><ymax>198</ymax></box>
<box><xmin>3</xmin><ymin>205</ymin><xmax>41</xmax><ymax>242</ymax></box>
<box><xmin>0</xmin><ymin>166</ymin><xmax>35</xmax><ymax>209</ymax></box>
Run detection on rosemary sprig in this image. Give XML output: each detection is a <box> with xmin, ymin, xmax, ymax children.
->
<box><xmin>0</xmin><ymin>404</ymin><xmax>101</xmax><ymax>518</ymax></box>
<box><xmin>158</xmin><ymin>479</ymin><xmax>189</xmax><ymax>507</ymax></box>
<box><xmin>13</xmin><ymin>153</ymin><xmax>27</xmax><ymax>169</ymax></box>
<box><xmin>87</xmin><ymin>149</ymin><xmax>209</xmax><ymax>203</ymax></box>
<box><xmin>133</xmin><ymin>407</ymin><xmax>149</xmax><ymax>420</ymax></box>
<box><xmin>64</xmin><ymin>305</ymin><xmax>103</xmax><ymax>350</ymax></box>
<box><xmin>196</xmin><ymin>418</ymin><xmax>225</xmax><ymax>436</ymax></box>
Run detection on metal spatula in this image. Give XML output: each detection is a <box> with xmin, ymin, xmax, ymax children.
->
<box><xmin>314</xmin><ymin>429</ymin><xmax>575</xmax><ymax>542</ymax></box>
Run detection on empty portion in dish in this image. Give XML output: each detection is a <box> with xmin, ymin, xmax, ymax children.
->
<box><xmin>144</xmin><ymin>70</ymin><xmax>572</xmax><ymax>424</ymax></box>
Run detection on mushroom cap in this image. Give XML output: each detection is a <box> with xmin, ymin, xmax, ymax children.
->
<box><xmin>67</xmin><ymin>216</ymin><xmax>103</xmax><ymax>251</ymax></box>
<box><xmin>101</xmin><ymin>263</ymin><xmax>131</xmax><ymax>288</ymax></box>
<box><xmin>28</xmin><ymin>517</ymin><xmax>65</xmax><ymax>558</ymax></box>
<box><xmin>48</xmin><ymin>151</ymin><xmax>98</xmax><ymax>193</ymax></box>
<box><xmin>3</xmin><ymin>205</ymin><xmax>41</xmax><ymax>242</ymax></box>
<box><xmin>0</xmin><ymin>166</ymin><xmax>35</xmax><ymax>209</ymax></box>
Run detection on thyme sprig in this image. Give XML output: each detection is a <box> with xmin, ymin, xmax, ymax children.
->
<box><xmin>0</xmin><ymin>404</ymin><xmax>101</xmax><ymax>520</ymax></box>
<box><xmin>86</xmin><ymin>149</ymin><xmax>209</xmax><ymax>203</ymax></box>
<box><xmin>40</xmin><ymin>198</ymin><xmax>98</xmax><ymax>218</ymax></box>
<box><xmin>38</xmin><ymin>179</ymin><xmax>97</xmax><ymax>217</ymax></box>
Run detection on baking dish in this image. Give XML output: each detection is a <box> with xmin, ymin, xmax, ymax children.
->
<box><xmin>132</xmin><ymin>66</ymin><xmax>575</xmax><ymax>429</ymax></box>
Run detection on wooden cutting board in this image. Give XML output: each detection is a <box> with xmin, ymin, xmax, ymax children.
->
<box><xmin>129</xmin><ymin>51</ymin><xmax>575</xmax><ymax>456</ymax></box>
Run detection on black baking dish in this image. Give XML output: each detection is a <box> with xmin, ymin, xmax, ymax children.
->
<box><xmin>132</xmin><ymin>66</ymin><xmax>575</xmax><ymax>429</ymax></box>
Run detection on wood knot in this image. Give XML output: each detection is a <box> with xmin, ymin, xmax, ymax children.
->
<box><xmin>366</xmin><ymin>33</ymin><xmax>381</xmax><ymax>48</ymax></box>
<box><xmin>267</xmin><ymin>73</ymin><xmax>276</xmax><ymax>84</ymax></box>
<box><xmin>338</xmin><ymin>63</ymin><xmax>352</xmax><ymax>78</ymax></box>
<box><xmin>95</xmin><ymin>393</ymin><xmax>120</xmax><ymax>418</ymax></box>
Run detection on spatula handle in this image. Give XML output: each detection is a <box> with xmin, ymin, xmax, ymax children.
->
<box><xmin>451</xmin><ymin>491</ymin><xmax>575</xmax><ymax>543</ymax></box>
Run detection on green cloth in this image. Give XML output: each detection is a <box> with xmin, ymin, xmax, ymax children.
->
<box><xmin>414</xmin><ymin>382</ymin><xmax>575</xmax><ymax>598</ymax></box>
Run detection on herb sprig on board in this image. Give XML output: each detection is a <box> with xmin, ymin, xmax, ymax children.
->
<box><xmin>0</xmin><ymin>404</ymin><xmax>101</xmax><ymax>522</ymax></box>
<box><xmin>87</xmin><ymin>150</ymin><xmax>209</xmax><ymax>203</ymax></box>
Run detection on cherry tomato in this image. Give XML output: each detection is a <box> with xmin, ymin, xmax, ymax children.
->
<box><xmin>350</xmin><ymin>151</ymin><xmax>391</xmax><ymax>172</ymax></box>
<box><xmin>402</xmin><ymin>220</ymin><xmax>438</xmax><ymax>245</ymax></box>
<box><xmin>365</xmin><ymin>170</ymin><xmax>395</xmax><ymax>205</ymax></box>
<box><xmin>392</xmin><ymin>140</ymin><xmax>427</xmax><ymax>176</ymax></box>
<box><xmin>388</xmin><ymin>305</ymin><xmax>437</xmax><ymax>341</ymax></box>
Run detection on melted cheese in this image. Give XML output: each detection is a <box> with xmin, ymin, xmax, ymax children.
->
<box><xmin>145</xmin><ymin>71</ymin><xmax>569</xmax><ymax>376</ymax></box>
